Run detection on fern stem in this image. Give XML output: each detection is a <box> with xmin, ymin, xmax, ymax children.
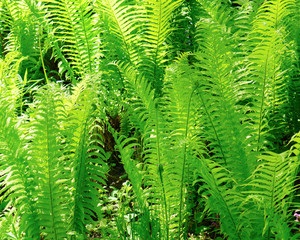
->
<box><xmin>45</xmin><ymin>97</ymin><xmax>58</xmax><ymax>240</ymax></box>
<box><xmin>267</xmin><ymin>156</ymin><xmax>278</xmax><ymax>240</ymax></box>
<box><xmin>197</xmin><ymin>90</ymin><xmax>227</xmax><ymax>166</ymax></box>
<box><xmin>78</xmin><ymin>2</ymin><xmax>92</xmax><ymax>73</ymax></box>
<box><xmin>38</xmin><ymin>26</ymin><xmax>49</xmax><ymax>84</ymax></box>
<box><xmin>155</xmin><ymin>105</ymin><xmax>169</xmax><ymax>239</ymax></box>
<box><xmin>151</xmin><ymin>0</ymin><xmax>162</xmax><ymax>94</ymax></box>
<box><xmin>178</xmin><ymin>88</ymin><xmax>195</xmax><ymax>239</ymax></box>
<box><xmin>257</xmin><ymin>51</ymin><xmax>269</xmax><ymax>151</ymax></box>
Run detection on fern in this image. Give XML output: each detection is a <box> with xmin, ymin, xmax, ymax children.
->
<box><xmin>119</xmin><ymin>55</ymin><xmax>205</xmax><ymax>239</ymax></box>
<box><xmin>141</xmin><ymin>0</ymin><xmax>183</xmax><ymax>94</ymax></box>
<box><xmin>42</xmin><ymin>0</ymin><xmax>102</xmax><ymax>78</ymax></box>
<box><xmin>196</xmin><ymin>158</ymin><xmax>245</xmax><ymax>240</ymax></box>
<box><xmin>95</xmin><ymin>0</ymin><xmax>142</xmax><ymax>66</ymax></box>
<box><xmin>110</xmin><ymin>128</ymin><xmax>158</xmax><ymax>239</ymax></box>
<box><xmin>117</xmin><ymin>63</ymin><xmax>173</xmax><ymax>238</ymax></box>
<box><xmin>0</xmin><ymin>92</ymin><xmax>40</xmax><ymax>239</ymax></box>
<box><xmin>1</xmin><ymin>0</ymin><xmax>49</xmax><ymax>79</ymax></box>
<box><xmin>248</xmin><ymin>151</ymin><xmax>299</xmax><ymax>239</ymax></box>
<box><xmin>64</xmin><ymin>78</ymin><xmax>109</xmax><ymax>236</ymax></box>
<box><xmin>167</xmin><ymin>0</ymin><xmax>201</xmax><ymax>57</ymax></box>
<box><xmin>0</xmin><ymin>1</ymin><xmax>299</xmax><ymax>239</ymax></box>
<box><xmin>25</xmin><ymin>84</ymin><xmax>70</xmax><ymax>239</ymax></box>
<box><xmin>163</xmin><ymin>53</ymin><xmax>204</xmax><ymax>238</ymax></box>
<box><xmin>246</xmin><ymin>0</ymin><xmax>297</xmax><ymax>151</ymax></box>
<box><xmin>195</xmin><ymin>17</ymin><xmax>255</xmax><ymax>183</ymax></box>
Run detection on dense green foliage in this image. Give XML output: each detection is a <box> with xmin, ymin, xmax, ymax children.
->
<box><xmin>0</xmin><ymin>0</ymin><xmax>299</xmax><ymax>239</ymax></box>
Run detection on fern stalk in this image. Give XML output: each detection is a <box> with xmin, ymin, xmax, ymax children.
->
<box><xmin>197</xmin><ymin>89</ymin><xmax>227</xmax><ymax>166</ymax></box>
<box><xmin>45</xmin><ymin>125</ymin><xmax>58</xmax><ymax>240</ymax></box>
<box><xmin>257</xmin><ymin>51</ymin><xmax>270</xmax><ymax>151</ymax></box>
<box><xmin>178</xmin><ymin>87</ymin><xmax>195</xmax><ymax>238</ymax></box>
<box><xmin>155</xmin><ymin>106</ymin><xmax>169</xmax><ymax>239</ymax></box>
<box><xmin>38</xmin><ymin>26</ymin><xmax>49</xmax><ymax>84</ymax></box>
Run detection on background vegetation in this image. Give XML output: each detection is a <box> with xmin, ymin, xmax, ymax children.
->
<box><xmin>0</xmin><ymin>0</ymin><xmax>299</xmax><ymax>239</ymax></box>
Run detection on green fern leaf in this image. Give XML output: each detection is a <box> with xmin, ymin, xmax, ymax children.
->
<box><xmin>27</xmin><ymin>84</ymin><xmax>70</xmax><ymax>239</ymax></box>
<box><xmin>142</xmin><ymin>0</ymin><xmax>183</xmax><ymax>93</ymax></box>
<box><xmin>42</xmin><ymin>0</ymin><xmax>103</xmax><ymax>76</ymax></box>
<box><xmin>63</xmin><ymin>78</ymin><xmax>109</xmax><ymax>236</ymax></box>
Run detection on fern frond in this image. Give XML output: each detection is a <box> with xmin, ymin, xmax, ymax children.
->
<box><xmin>51</xmin><ymin>35</ymin><xmax>76</xmax><ymax>83</ymax></box>
<box><xmin>163</xmin><ymin>53</ymin><xmax>205</xmax><ymax>238</ymax></box>
<box><xmin>110</xmin><ymin>130</ymin><xmax>143</xmax><ymax>207</ymax></box>
<box><xmin>290</xmin><ymin>131</ymin><xmax>300</xmax><ymax>156</ymax></box>
<box><xmin>0</xmin><ymin>51</ymin><xmax>23</xmax><ymax>103</ymax></box>
<box><xmin>196</xmin><ymin>0</ymin><xmax>233</xmax><ymax>27</ymax></box>
<box><xmin>95</xmin><ymin>0</ymin><xmax>142</xmax><ymax>66</ymax></box>
<box><xmin>110</xmin><ymin>128</ymin><xmax>157</xmax><ymax>239</ymax></box>
<box><xmin>0</xmin><ymin>98</ymin><xmax>40</xmax><ymax>238</ymax></box>
<box><xmin>0</xmin><ymin>55</ymin><xmax>40</xmax><ymax>238</ymax></box>
<box><xmin>249</xmin><ymin>149</ymin><xmax>299</xmax><ymax>238</ymax></box>
<box><xmin>42</xmin><ymin>0</ymin><xmax>103</xmax><ymax>77</ymax></box>
<box><xmin>63</xmin><ymin>78</ymin><xmax>109</xmax><ymax>236</ymax></box>
<box><xmin>167</xmin><ymin>0</ymin><xmax>201</xmax><ymax>57</ymax></box>
<box><xmin>196</xmin><ymin>159</ymin><xmax>245</xmax><ymax>240</ymax></box>
<box><xmin>2</xmin><ymin>0</ymin><xmax>49</xmax><ymax>79</ymax></box>
<box><xmin>246</xmin><ymin>0</ymin><xmax>297</xmax><ymax>151</ymax></box>
<box><xmin>27</xmin><ymin>84</ymin><xmax>70</xmax><ymax>239</ymax></box>
<box><xmin>118</xmin><ymin>63</ymin><xmax>172</xmax><ymax>238</ymax></box>
<box><xmin>195</xmin><ymin>19</ymin><xmax>254</xmax><ymax>183</ymax></box>
<box><xmin>142</xmin><ymin>0</ymin><xmax>183</xmax><ymax>94</ymax></box>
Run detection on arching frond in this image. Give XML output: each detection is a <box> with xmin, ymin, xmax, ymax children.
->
<box><xmin>26</xmin><ymin>84</ymin><xmax>70</xmax><ymax>239</ymax></box>
<box><xmin>195</xmin><ymin>18</ymin><xmax>255</xmax><ymax>183</ymax></box>
<box><xmin>163</xmin><ymin>53</ymin><xmax>205</xmax><ymax>238</ymax></box>
<box><xmin>249</xmin><ymin>148</ymin><xmax>299</xmax><ymax>239</ymax></box>
<box><xmin>63</xmin><ymin>78</ymin><xmax>109</xmax><ymax>236</ymax></box>
<box><xmin>42</xmin><ymin>0</ymin><xmax>103</xmax><ymax>79</ymax></box>
<box><xmin>0</xmin><ymin>54</ymin><xmax>40</xmax><ymax>238</ymax></box>
<box><xmin>141</xmin><ymin>0</ymin><xmax>183</xmax><ymax>94</ymax></box>
<box><xmin>117</xmin><ymin>62</ymin><xmax>172</xmax><ymax>238</ymax></box>
<box><xmin>1</xmin><ymin>0</ymin><xmax>47</xmax><ymax>78</ymax></box>
<box><xmin>196</xmin><ymin>159</ymin><xmax>246</xmax><ymax>240</ymax></box>
<box><xmin>246</xmin><ymin>0</ymin><xmax>297</xmax><ymax>151</ymax></box>
<box><xmin>95</xmin><ymin>0</ymin><xmax>143</xmax><ymax>66</ymax></box>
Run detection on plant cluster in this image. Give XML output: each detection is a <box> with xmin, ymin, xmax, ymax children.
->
<box><xmin>0</xmin><ymin>0</ymin><xmax>299</xmax><ymax>239</ymax></box>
